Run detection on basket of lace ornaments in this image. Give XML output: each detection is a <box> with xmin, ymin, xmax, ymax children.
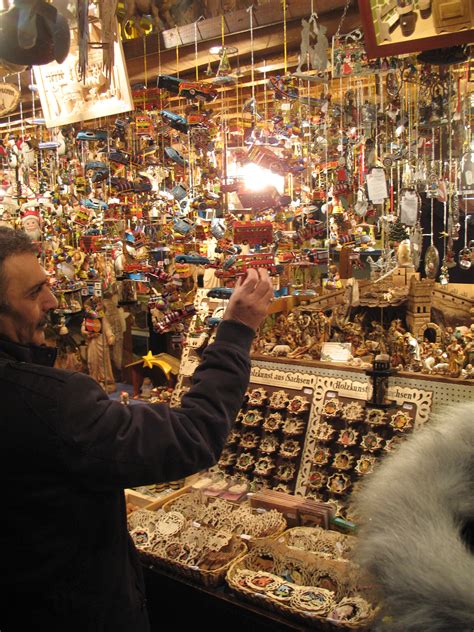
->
<box><xmin>226</xmin><ymin>540</ymin><xmax>378</xmax><ymax>629</ymax></box>
<box><xmin>162</xmin><ymin>490</ymin><xmax>287</xmax><ymax>545</ymax></box>
<box><xmin>277</xmin><ymin>526</ymin><xmax>357</xmax><ymax>562</ymax></box>
<box><xmin>128</xmin><ymin>508</ymin><xmax>247</xmax><ymax>587</ymax></box>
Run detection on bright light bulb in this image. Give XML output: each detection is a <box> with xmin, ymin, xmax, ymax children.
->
<box><xmin>231</xmin><ymin>163</ymin><xmax>284</xmax><ymax>194</ymax></box>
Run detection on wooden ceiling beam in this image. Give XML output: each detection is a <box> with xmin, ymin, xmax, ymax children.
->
<box><xmin>124</xmin><ymin>0</ymin><xmax>351</xmax><ymax>59</ymax></box>
<box><xmin>0</xmin><ymin>1</ymin><xmax>360</xmax><ymax>126</ymax></box>
<box><xmin>125</xmin><ymin>5</ymin><xmax>360</xmax><ymax>83</ymax></box>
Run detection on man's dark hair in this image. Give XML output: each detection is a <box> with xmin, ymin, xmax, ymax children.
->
<box><xmin>0</xmin><ymin>227</ymin><xmax>36</xmax><ymax>309</ymax></box>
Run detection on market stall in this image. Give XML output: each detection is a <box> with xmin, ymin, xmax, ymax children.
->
<box><xmin>0</xmin><ymin>0</ymin><xmax>473</xmax><ymax>629</ymax></box>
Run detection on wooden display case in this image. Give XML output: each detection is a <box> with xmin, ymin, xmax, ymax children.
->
<box><xmin>358</xmin><ymin>0</ymin><xmax>474</xmax><ymax>58</ymax></box>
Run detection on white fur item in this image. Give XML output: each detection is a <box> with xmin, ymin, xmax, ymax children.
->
<box><xmin>352</xmin><ymin>402</ymin><xmax>474</xmax><ymax>632</ymax></box>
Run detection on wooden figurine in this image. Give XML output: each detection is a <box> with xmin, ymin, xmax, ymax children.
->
<box><xmin>446</xmin><ymin>339</ymin><xmax>465</xmax><ymax>377</ymax></box>
<box><xmin>103</xmin><ymin>290</ymin><xmax>127</xmax><ymax>377</ymax></box>
<box><xmin>81</xmin><ymin>299</ymin><xmax>116</xmax><ymax>393</ymax></box>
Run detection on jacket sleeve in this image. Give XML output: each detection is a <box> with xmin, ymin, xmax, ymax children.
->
<box><xmin>56</xmin><ymin>320</ymin><xmax>254</xmax><ymax>489</ymax></box>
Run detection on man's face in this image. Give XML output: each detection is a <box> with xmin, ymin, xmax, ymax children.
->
<box><xmin>0</xmin><ymin>253</ymin><xmax>58</xmax><ymax>345</ymax></box>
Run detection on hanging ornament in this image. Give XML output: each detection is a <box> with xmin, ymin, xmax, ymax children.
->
<box><xmin>204</xmin><ymin>60</ymin><xmax>213</xmax><ymax>76</ymax></box>
<box><xmin>449</xmin><ymin>193</ymin><xmax>460</xmax><ymax>241</ymax></box>
<box><xmin>424</xmin><ymin>244</ymin><xmax>440</xmax><ymax>279</ymax></box>
<box><xmin>438</xmin><ymin>260</ymin><xmax>449</xmax><ymax>285</ymax></box>
<box><xmin>458</xmin><ymin>215</ymin><xmax>472</xmax><ymax>270</ymax></box>
<box><xmin>458</xmin><ymin>246</ymin><xmax>472</xmax><ymax>270</ymax></box>
<box><xmin>445</xmin><ymin>236</ymin><xmax>457</xmax><ymax>268</ymax></box>
<box><xmin>386</xmin><ymin>68</ymin><xmax>402</xmax><ymax>99</ymax></box>
<box><xmin>354</xmin><ymin>187</ymin><xmax>368</xmax><ymax>217</ymax></box>
<box><xmin>295</xmin><ymin>13</ymin><xmax>329</xmax><ymax>75</ymax></box>
<box><xmin>460</xmin><ymin>150</ymin><xmax>474</xmax><ymax>198</ymax></box>
<box><xmin>426</xmin><ymin>171</ymin><xmax>441</xmax><ymax>198</ymax></box>
<box><xmin>388</xmin><ymin>217</ymin><xmax>408</xmax><ymax>245</ymax></box>
<box><xmin>399</xmin><ymin>189</ymin><xmax>419</xmax><ymax>226</ymax></box>
<box><xmin>217</xmin><ymin>46</ymin><xmax>232</xmax><ymax>76</ymax></box>
<box><xmin>296</xmin><ymin>16</ymin><xmax>315</xmax><ymax>73</ymax></box>
<box><xmin>409</xmin><ymin>224</ymin><xmax>423</xmax><ymax>271</ymax></box>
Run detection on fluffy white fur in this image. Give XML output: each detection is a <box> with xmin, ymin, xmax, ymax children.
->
<box><xmin>352</xmin><ymin>402</ymin><xmax>474</xmax><ymax>632</ymax></box>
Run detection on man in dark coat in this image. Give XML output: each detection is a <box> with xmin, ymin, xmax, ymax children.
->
<box><xmin>0</xmin><ymin>227</ymin><xmax>273</xmax><ymax>631</ymax></box>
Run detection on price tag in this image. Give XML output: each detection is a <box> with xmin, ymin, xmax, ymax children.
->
<box><xmin>366</xmin><ymin>168</ymin><xmax>388</xmax><ymax>201</ymax></box>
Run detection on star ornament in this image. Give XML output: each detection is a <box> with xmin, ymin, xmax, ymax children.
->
<box><xmin>141</xmin><ymin>351</ymin><xmax>173</xmax><ymax>378</ymax></box>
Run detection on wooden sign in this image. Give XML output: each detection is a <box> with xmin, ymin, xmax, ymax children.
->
<box><xmin>0</xmin><ymin>83</ymin><xmax>20</xmax><ymax>117</ymax></box>
<box><xmin>34</xmin><ymin>23</ymin><xmax>133</xmax><ymax>128</ymax></box>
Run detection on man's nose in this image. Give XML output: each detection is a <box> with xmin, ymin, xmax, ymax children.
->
<box><xmin>45</xmin><ymin>286</ymin><xmax>59</xmax><ymax>310</ymax></box>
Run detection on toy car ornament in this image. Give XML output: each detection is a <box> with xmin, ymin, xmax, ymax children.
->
<box><xmin>174</xmin><ymin>254</ymin><xmax>210</xmax><ymax>265</ymax></box>
<box><xmin>81</xmin><ymin>198</ymin><xmax>108</xmax><ymax>210</ymax></box>
<box><xmin>157</xmin><ymin>75</ymin><xmax>218</xmax><ymax>102</ymax></box>
<box><xmin>160</xmin><ymin>110</ymin><xmax>189</xmax><ymax>134</ymax></box>
<box><xmin>76</xmin><ymin>130</ymin><xmax>108</xmax><ymax>142</ymax></box>
<box><xmin>164</xmin><ymin>147</ymin><xmax>188</xmax><ymax>167</ymax></box>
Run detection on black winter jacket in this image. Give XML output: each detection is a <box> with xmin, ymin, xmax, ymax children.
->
<box><xmin>0</xmin><ymin>320</ymin><xmax>254</xmax><ymax>632</ymax></box>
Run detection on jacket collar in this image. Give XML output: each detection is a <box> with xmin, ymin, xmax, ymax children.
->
<box><xmin>0</xmin><ymin>336</ymin><xmax>57</xmax><ymax>367</ymax></box>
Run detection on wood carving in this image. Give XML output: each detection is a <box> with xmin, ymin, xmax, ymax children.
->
<box><xmin>122</xmin><ymin>0</ymin><xmax>173</xmax><ymax>36</ymax></box>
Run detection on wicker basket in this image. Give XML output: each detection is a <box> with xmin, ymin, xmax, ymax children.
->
<box><xmin>162</xmin><ymin>490</ymin><xmax>287</xmax><ymax>544</ymax></box>
<box><xmin>226</xmin><ymin>540</ymin><xmax>378</xmax><ymax>629</ymax></box>
<box><xmin>129</xmin><ymin>508</ymin><xmax>247</xmax><ymax>588</ymax></box>
<box><xmin>140</xmin><ymin>536</ymin><xmax>247</xmax><ymax>588</ymax></box>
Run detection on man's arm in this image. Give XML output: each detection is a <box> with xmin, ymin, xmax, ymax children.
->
<box><xmin>57</xmin><ymin>270</ymin><xmax>273</xmax><ymax>489</ymax></box>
